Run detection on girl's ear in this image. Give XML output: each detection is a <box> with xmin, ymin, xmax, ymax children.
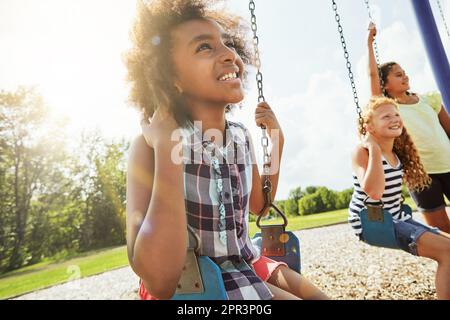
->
<box><xmin>382</xmin><ymin>75</ymin><xmax>392</xmax><ymax>92</ymax></box>
<box><xmin>364</xmin><ymin>123</ymin><xmax>375</xmax><ymax>134</ymax></box>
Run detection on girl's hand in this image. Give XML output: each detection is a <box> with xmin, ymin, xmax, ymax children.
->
<box><xmin>255</xmin><ymin>102</ymin><xmax>284</xmax><ymax>141</ymax></box>
<box><xmin>361</xmin><ymin>132</ymin><xmax>380</xmax><ymax>152</ymax></box>
<box><xmin>368</xmin><ymin>22</ymin><xmax>377</xmax><ymax>45</ymax></box>
<box><xmin>140</xmin><ymin>108</ymin><xmax>179</xmax><ymax>149</ymax></box>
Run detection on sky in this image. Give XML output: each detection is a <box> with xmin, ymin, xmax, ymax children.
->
<box><xmin>1</xmin><ymin>0</ymin><xmax>449</xmax><ymax>199</ymax></box>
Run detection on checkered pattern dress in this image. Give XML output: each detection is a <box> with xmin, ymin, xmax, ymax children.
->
<box><xmin>180</xmin><ymin>120</ymin><xmax>273</xmax><ymax>300</ymax></box>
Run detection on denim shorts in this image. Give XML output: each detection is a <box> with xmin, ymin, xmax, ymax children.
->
<box><xmin>359</xmin><ymin>218</ymin><xmax>440</xmax><ymax>255</ymax></box>
<box><xmin>392</xmin><ymin>218</ymin><xmax>440</xmax><ymax>255</ymax></box>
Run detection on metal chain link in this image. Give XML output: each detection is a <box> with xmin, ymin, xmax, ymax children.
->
<box><xmin>249</xmin><ymin>0</ymin><xmax>265</xmax><ymax>103</ymax></box>
<box><xmin>248</xmin><ymin>0</ymin><xmax>272</xmax><ymax>212</ymax></box>
<box><xmin>332</xmin><ymin>0</ymin><xmax>365</xmax><ymax>135</ymax></box>
<box><xmin>436</xmin><ymin>0</ymin><xmax>450</xmax><ymax>42</ymax></box>
<box><xmin>364</xmin><ymin>0</ymin><xmax>385</xmax><ymax>95</ymax></box>
<box><xmin>249</xmin><ymin>0</ymin><xmax>271</xmax><ymax>177</ymax></box>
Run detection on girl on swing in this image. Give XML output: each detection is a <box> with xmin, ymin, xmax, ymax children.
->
<box><xmin>349</xmin><ymin>96</ymin><xmax>450</xmax><ymax>299</ymax></box>
<box><xmin>367</xmin><ymin>23</ymin><xmax>450</xmax><ymax>233</ymax></box>
<box><xmin>124</xmin><ymin>0</ymin><xmax>327</xmax><ymax>300</ymax></box>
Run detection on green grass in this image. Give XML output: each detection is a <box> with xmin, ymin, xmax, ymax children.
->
<box><xmin>248</xmin><ymin>208</ymin><xmax>348</xmax><ymax>238</ymax></box>
<box><xmin>403</xmin><ymin>196</ymin><xmax>417</xmax><ymax>211</ymax></box>
<box><xmin>0</xmin><ymin>246</ymin><xmax>129</xmax><ymax>300</ymax></box>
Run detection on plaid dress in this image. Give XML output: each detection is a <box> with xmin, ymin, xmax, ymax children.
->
<box><xmin>180</xmin><ymin>120</ymin><xmax>273</xmax><ymax>300</ymax></box>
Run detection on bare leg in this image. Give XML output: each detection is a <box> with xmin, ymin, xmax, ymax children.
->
<box><xmin>422</xmin><ymin>208</ymin><xmax>450</xmax><ymax>233</ymax></box>
<box><xmin>265</xmin><ymin>282</ymin><xmax>300</xmax><ymax>300</ymax></box>
<box><xmin>267</xmin><ymin>265</ymin><xmax>329</xmax><ymax>300</ymax></box>
<box><xmin>416</xmin><ymin>231</ymin><xmax>450</xmax><ymax>300</ymax></box>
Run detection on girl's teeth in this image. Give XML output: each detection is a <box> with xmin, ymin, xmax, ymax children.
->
<box><xmin>220</xmin><ymin>73</ymin><xmax>237</xmax><ymax>81</ymax></box>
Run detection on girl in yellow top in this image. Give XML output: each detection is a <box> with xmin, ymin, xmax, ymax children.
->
<box><xmin>367</xmin><ymin>23</ymin><xmax>450</xmax><ymax>233</ymax></box>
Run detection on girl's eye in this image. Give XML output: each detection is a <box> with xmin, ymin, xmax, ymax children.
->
<box><xmin>196</xmin><ymin>43</ymin><xmax>212</xmax><ymax>52</ymax></box>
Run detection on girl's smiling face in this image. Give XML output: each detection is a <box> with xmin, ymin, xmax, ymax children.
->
<box><xmin>366</xmin><ymin>103</ymin><xmax>404</xmax><ymax>139</ymax></box>
<box><xmin>384</xmin><ymin>64</ymin><xmax>410</xmax><ymax>94</ymax></box>
<box><xmin>171</xmin><ymin>18</ymin><xmax>245</xmax><ymax>109</ymax></box>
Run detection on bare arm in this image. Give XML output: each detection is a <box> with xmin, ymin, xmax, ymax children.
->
<box><xmin>438</xmin><ymin>106</ymin><xmax>450</xmax><ymax>137</ymax></box>
<box><xmin>367</xmin><ymin>23</ymin><xmax>383</xmax><ymax>96</ymax></box>
<box><xmin>249</xmin><ymin>102</ymin><xmax>285</xmax><ymax>216</ymax></box>
<box><xmin>351</xmin><ymin>144</ymin><xmax>385</xmax><ymax>200</ymax></box>
<box><xmin>126</xmin><ymin>114</ymin><xmax>187</xmax><ymax>299</ymax></box>
<box><xmin>126</xmin><ymin>135</ymin><xmax>154</xmax><ymax>269</ymax></box>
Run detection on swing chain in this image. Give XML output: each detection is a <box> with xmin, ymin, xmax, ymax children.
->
<box><xmin>332</xmin><ymin>0</ymin><xmax>365</xmax><ymax>135</ymax></box>
<box><xmin>249</xmin><ymin>0</ymin><xmax>265</xmax><ymax>103</ymax></box>
<box><xmin>364</xmin><ymin>0</ymin><xmax>386</xmax><ymax>95</ymax></box>
<box><xmin>249</xmin><ymin>0</ymin><xmax>272</xmax><ymax>209</ymax></box>
<box><xmin>436</xmin><ymin>0</ymin><xmax>450</xmax><ymax>42</ymax></box>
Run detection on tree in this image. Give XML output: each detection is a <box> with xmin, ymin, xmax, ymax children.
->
<box><xmin>90</xmin><ymin>141</ymin><xmax>127</xmax><ymax>248</ymax></box>
<box><xmin>285</xmin><ymin>187</ymin><xmax>304</xmax><ymax>216</ymax></box>
<box><xmin>336</xmin><ymin>188</ymin><xmax>353</xmax><ymax>209</ymax></box>
<box><xmin>316</xmin><ymin>187</ymin><xmax>337</xmax><ymax>212</ymax></box>
<box><xmin>275</xmin><ymin>200</ymin><xmax>285</xmax><ymax>214</ymax></box>
<box><xmin>284</xmin><ymin>198</ymin><xmax>298</xmax><ymax>216</ymax></box>
<box><xmin>305</xmin><ymin>186</ymin><xmax>318</xmax><ymax>195</ymax></box>
<box><xmin>73</xmin><ymin>132</ymin><xmax>128</xmax><ymax>250</ymax></box>
<box><xmin>0</xmin><ymin>87</ymin><xmax>69</xmax><ymax>270</ymax></box>
<box><xmin>298</xmin><ymin>193</ymin><xmax>323</xmax><ymax>215</ymax></box>
<box><xmin>289</xmin><ymin>187</ymin><xmax>304</xmax><ymax>201</ymax></box>
<box><xmin>0</xmin><ymin>87</ymin><xmax>130</xmax><ymax>273</ymax></box>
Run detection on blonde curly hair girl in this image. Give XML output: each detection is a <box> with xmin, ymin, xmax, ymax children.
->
<box><xmin>360</xmin><ymin>96</ymin><xmax>431</xmax><ymax>192</ymax></box>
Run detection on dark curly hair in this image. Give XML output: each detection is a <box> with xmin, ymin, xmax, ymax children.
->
<box><xmin>124</xmin><ymin>0</ymin><xmax>253</xmax><ymax>127</ymax></box>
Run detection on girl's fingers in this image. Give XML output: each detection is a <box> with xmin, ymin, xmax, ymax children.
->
<box><xmin>255</xmin><ymin>115</ymin><xmax>276</xmax><ymax>125</ymax></box>
<box><xmin>255</xmin><ymin>114</ymin><xmax>266</xmax><ymax>121</ymax></box>
<box><xmin>255</xmin><ymin>108</ymin><xmax>274</xmax><ymax>116</ymax></box>
<box><xmin>256</xmin><ymin>102</ymin><xmax>272</xmax><ymax>110</ymax></box>
<box><xmin>255</xmin><ymin>116</ymin><xmax>271</xmax><ymax>126</ymax></box>
<box><xmin>255</xmin><ymin>113</ymin><xmax>267</xmax><ymax>119</ymax></box>
<box><xmin>255</xmin><ymin>120</ymin><xmax>266</xmax><ymax>128</ymax></box>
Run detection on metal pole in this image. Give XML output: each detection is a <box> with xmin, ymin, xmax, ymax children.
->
<box><xmin>411</xmin><ymin>0</ymin><xmax>450</xmax><ymax>113</ymax></box>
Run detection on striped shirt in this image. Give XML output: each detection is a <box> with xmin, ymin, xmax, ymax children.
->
<box><xmin>179</xmin><ymin>120</ymin><xmax>273</xmax><ymax>300</ymax></box>
<box><xmin>348</xmin><ymin>153</ymin><xmax>412</xmax><ymax>235</ymax></box>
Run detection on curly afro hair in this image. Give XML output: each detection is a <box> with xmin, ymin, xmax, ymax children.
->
<box><xmin>124</xmin><ymin>0</ymin><xmax>253</xmax><ymax>127</ymax></box>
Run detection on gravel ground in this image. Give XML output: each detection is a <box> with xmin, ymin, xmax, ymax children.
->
<box><xmin>13</xmin><ymin>213</ymin><xmax>443</xmax><ymax>300</ymax></box>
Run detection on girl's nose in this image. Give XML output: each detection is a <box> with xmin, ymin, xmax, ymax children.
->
<box><xmin>219</xmin><ymin>44</ymin><xmax>237</xmax><ymax>63</ymax></box>
<box><xmin>393</xmin><ymin>119</ymin><xmax>402</xmax><ymax>126</ymax></box>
